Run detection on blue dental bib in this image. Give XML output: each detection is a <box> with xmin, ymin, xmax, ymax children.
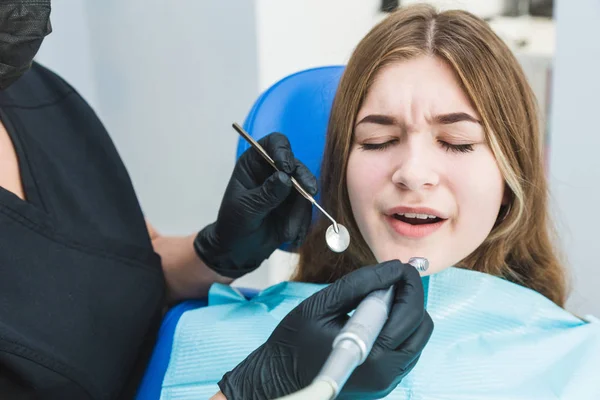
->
<box><xmin>159</xmin><ymin>267</ymin><xmax>600</xmax><ymax>399</ymax></box>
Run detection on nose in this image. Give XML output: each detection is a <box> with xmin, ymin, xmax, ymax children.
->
<box><xmin>391</xmin><ymin>138</ymin><xmax>439</xmax><ymax>191</ymax></box>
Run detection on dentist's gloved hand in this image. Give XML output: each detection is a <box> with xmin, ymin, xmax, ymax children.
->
<box><xmin>218</xmin><ymin>260</ymin><xmax>434</xmax><ymax>400</ymax></box>
<box><xmin>194</xmin><ymin>132</ymin><xmax>317</xmax><ymax>279</ymax></box>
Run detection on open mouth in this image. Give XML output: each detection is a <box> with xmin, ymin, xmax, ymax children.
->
<box><xmin>392</xmin><ymin>213</ymin><xmax>444</xmax><ymax>225</ymax></box>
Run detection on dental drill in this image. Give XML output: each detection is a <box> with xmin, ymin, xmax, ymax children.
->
<box><xmin>274</xmin><ymin>257</ymin><xmax>429</xmax><ymax>400</ymax></box>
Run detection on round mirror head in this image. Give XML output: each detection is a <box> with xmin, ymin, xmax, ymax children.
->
<box><xmin>325</xmin><ymin>224</ymin><xmax>350</xmax><ymax>253</ymax></box>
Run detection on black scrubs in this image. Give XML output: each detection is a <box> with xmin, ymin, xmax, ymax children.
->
<box><xmin>0</xmin><ymin>62</ymin><xmax>165</xmax><ymax>399</ymax></box>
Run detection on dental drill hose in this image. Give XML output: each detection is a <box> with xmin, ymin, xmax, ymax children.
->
<box><xmin>275</xmin><ymin>257</ymin><xmax>428</xmax><ymax>400</ymax></box>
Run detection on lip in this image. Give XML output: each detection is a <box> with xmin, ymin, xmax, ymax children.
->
<box><xmin>384</xmin><ymin>206</ymin><xmax>448</xmax><ymax>239</ymax></box>
<box><xmin>385</xmin><ymin>214</ymin><xmax>446</xmax><ymax>238</ymax></box>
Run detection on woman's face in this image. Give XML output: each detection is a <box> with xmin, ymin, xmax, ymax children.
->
<box><xmin>346</xmin><ymin>55</ymin><xmax>505</xmax><ymax>275</ymax></box>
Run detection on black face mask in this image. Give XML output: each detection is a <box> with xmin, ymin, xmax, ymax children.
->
<box><xmin>0</xmin><ymin>0</ymin><xmax>52</xmax><ymax>90</ymax></box>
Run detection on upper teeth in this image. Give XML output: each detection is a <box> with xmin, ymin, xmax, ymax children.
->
<box><xmin>396</xmin><ymin>213</ymin><xmax>437</xmax><ymax>219</ymax></box>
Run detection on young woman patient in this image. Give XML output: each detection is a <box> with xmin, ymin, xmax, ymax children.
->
<box><xmin>163</xmin><ymin>4</ymin><xmax>600</xmax><ymax>399</ymax></box>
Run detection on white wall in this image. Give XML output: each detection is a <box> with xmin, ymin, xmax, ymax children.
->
<box><xmin>549</xmin><ymin>0</ymin><xmax>600</xmax><ymax>318</ymax></box>
<box><xmin>85</xmin><ymin>1</ymin><xmax>260</xmax><ymax>237</ymax></box>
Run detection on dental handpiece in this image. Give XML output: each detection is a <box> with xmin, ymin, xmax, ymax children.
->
<box><xmin>313</xmin><ymin>257</ymin><xmax>429</xmax><ymax>398</ymax></box>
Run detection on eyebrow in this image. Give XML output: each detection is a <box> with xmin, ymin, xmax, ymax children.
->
<box><xmin>356</xmin><ymin>112</ymin><xmax>481</xmax><ymax>126</ymax></box>
<box><xmin>434</xmin><ymin>112</ymin><xmax>481</xmax><ymax>125</ymax></box>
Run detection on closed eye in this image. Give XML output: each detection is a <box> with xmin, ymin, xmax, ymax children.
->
<box><xmin>360</xmin><ymin>139</ymin><xmax>474</xmax><ymax>153</ymax></box>
<box><xmin>359</xmin><ymin>139</ymin><xmax>398</xmax><ymax>151</ymax></box>
<box><xmin>439</xmin><ymin>141</ymin><xmax>474</xmax><ymax>153</ymax></box>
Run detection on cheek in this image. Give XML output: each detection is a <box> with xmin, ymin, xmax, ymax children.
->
<box><xmin>346</xmin><ymin>150</ymin><xmax>388</xmax><ymax>232</ymax></box>
<box><xmin>450</xmin><ymin>149</ymin><xmax>505</xmax><ymax>232</ymax></box>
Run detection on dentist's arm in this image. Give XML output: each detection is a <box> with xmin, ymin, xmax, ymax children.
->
<box><xmin>214</xmin><ymin>260</ymin><xmax>434</xmax><ymax>400</ymax></box>
<box><xmin>145</xmin><ymin>224</ymin><xmax>233</xmax><ymax>304</ymax></box>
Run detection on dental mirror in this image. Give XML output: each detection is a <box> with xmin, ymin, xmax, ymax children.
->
<box><xmin>232</xmin><ymin>122</ymin><xmax>351</xmax><ymax>253</ymax></box>
<box><xmin>325</xmin><ymin>224</ymin><xmax>350</xmax><ymax>253</ymax></box>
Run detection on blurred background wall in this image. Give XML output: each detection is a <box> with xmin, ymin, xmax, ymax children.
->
<box><xmin>34</xmin><ymin>0</ymin><xmax>599</xmax><ymax>318</ymax></box>
<box><xmin>548</xmin><ymin>0</ymin><xmax>600</xmax><ymax>317</ymax></box>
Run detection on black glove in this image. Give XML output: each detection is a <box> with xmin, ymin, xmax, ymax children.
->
<box><xmin>194</xmin><ymin>132</ymin><xmax>317</xmax><ymax>279</ymax></box>
<box><xmin>218</xmin><ymin>260</ymin><xmax>434</xmax><ymax>400</ymax></box>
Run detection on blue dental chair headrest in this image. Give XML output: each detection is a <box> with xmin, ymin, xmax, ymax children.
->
<box><xmin>237</xmin><ymin>65</ymin><xmax>345</xmax><ymax>185</ymax></box>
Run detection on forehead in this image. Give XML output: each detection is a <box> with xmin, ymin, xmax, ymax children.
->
<box><xmin>359</xmin><ymin>55</ymin><xmax>476</xmax><ymax>117</ymax></box>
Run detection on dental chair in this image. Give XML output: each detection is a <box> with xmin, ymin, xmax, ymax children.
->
<box><xmin>135</xmin><ymin>65</ymin><xmax>345</xmax><ymax>400</ymax></box>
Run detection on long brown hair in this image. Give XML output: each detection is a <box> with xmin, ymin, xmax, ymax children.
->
<box><xmin>294</xmin><ymin>4</ymin><xmax>568</xmax><ymax>306</ymax></box>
